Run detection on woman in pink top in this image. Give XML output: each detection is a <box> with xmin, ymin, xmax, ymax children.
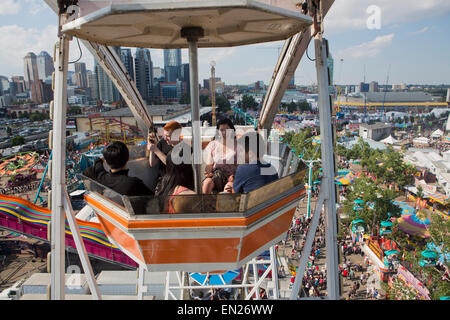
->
<box><xmin>156</xmin><ymin>153</ymin><xmax>195</xmax><ymax>213</ymax></box>
<box><xmin>202</xmin><ymin>118</ymin><xmax>240</xmax><ymax>194</ymax></box>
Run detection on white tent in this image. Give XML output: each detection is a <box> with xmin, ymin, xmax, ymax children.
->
<box><xmin>431</xmin><ymin>129</ymin><xmax>444</xmax><ymax>138</ymax></box>
<box><xmin>380</xmin><ymin>135</ymin><xmax>398</xmax><ymax>145</ymax></box>
<box><xmin>413</xmin><ymin>136</ymin><xmax>430</xmax><ymax>145</ymax></box>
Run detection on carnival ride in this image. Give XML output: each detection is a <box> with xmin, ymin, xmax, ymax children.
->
<box><xmin>1</xmin><ymin>0</ymin><xmax>342</xmax><ymax>300</ymax></box>
<box><xmin>0</xmin><ymin>193</ymin><xmax>136</xmax><ymax>268</ymax></box>
<box><xmin>362</xmin><ymin>236</ymin><xmax>400</xmax><ymax>281</ymax></box>
<box><xmin>0</xmin><ymin>152</ymin><xmax>40</xmax><ymax>176</ymax></box>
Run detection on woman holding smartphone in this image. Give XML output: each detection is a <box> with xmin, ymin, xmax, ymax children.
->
<box><xmin>147</xmin><ymin>120</ymin><xmax>183</xmax><ymax>181</ymax></box>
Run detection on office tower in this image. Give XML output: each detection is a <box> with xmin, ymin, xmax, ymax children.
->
<box><xmin>0</xmin><ymin>76</ymin><xmax>9</xmax><ymax>95</ymax></box>
<box><xmin>11</xmin><ymin>76</ymin><xmax>25</xmax><ymax>94</ymax></box>
<box><xmin>180</xmin><ymin>63</ymin><xmax>190</xmax><ymax>94</ymax></box>
<box><xmin>37</xmin><ymin>51</ymin><xmax>54</xmax><ymax>80</ymax></box>
<box><xmin>153</xmin><ymin>67</ymin><xmax>164</xmax><ymax>80</ymax></box>
<box><xmin>369</xmin><ymin>81</ymin><xmax>379</xmax><ymax>92</ymax></box>
<box><xmin>120</xmin><ymin>48</ymin><xmax>135</xmax><ymax>81</ymax></box>
<box><xmin>95</xmin><ymin>60</ymin><xmax>115</xmax><ymax>103</ymax></box>
<box><xmin>74</xmin><ymin>62</ymin><xmax>88</xmax><ymax>88</ymax></box>
<box><xmin>134</xmin><ymin>48</ymin><xmax>153</xmax><ymax>103</ymax></box>
<box><xmin>164</xmin><ymin>49</ymin><xmax>181</xmax><ymax>82</ymax></box>
<box><xmin>87</xmin><ymin>70</ymin><xmax>98</xmax><ymax>101</ymax></box>
<box><xmin>359</xmin><ymin>82</ymin><xmax>370</xmax><ymax>93</ymax></box>
<box><xmin>24</xmin><ymin>52</ymin><xmax>39</xmax><ymax>90</ymax></box>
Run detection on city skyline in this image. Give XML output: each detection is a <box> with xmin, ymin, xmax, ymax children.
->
<box><xmin>0</xmin><ymin>0</ymin><xmax>449</xmax><ymax>86</ymax></box>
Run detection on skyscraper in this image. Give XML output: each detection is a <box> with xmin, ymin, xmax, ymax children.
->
<box><xmin>87</xmin><ymin>70</ymin><xmax>98</xmax><ymax>101</ymax></box>
<box><xmin>120</xmin><ymin>48</ymin><xmax>135</xmax><ymax>81</ymax></box>
<box><xmin>95</xmin><ymin>60</ymin><xmax>114</xmax><ymax>103</ymax></box>
<box><xmin>74</xmin><ymin>62</ymin><xmax>88</xmax><ymax>88</ymax></box>
<box><xmin>37</xmin><ymin>51</ymin><xmax>54</xmax><ymax>81</ymax></box>
<box><xmin>180</xmin><ymin>63</ymin><xmax>190</xmax><ymax>94</ymax></box>
<box><xmin>11</xmin><ymin>76</ymin><xmax>25</xmax><ymax>94</ymax></box>
<box><xmin>134</xmin><ymin>48</ymin><xmax>153</xmax><ymax>103</ymax></box>
<box><xmin>164</xmin><ymin>49</ymin><xmax>181</xmax><ymax>82</ymax></box>
<box><xmin>23</xmin><ymin>52</ymin><xmax>39</xmax><ymax>90</ymax></box>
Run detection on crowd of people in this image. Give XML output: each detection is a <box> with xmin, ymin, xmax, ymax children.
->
<box><xmin>84</xmin><ymin>118</ymin><xmax>280</xmax><ymax>213</ymax></box>
<box><xmin>281</xmin><ymin>209</ymin><xmax>329</xmax><ymax>298</ymax></box>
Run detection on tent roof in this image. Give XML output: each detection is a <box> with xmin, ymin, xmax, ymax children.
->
<box><xmin>431</xmin><ymin>129</ymin><xmax>444</xmax><ymax>138</ymax></box>
<box><xmin>380</xmin><ymin>135</ymin><xmax>398</xmax><ymax>144</ymax></box>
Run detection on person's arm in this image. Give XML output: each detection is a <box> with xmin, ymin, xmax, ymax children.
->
<box><xmin>232</xmin><ymin>166</ymin><xmax>244</xmax><ymax>193</ymax></box>
<box><xmin>204</xmin><ymin>141</ymin><xmax>215</xmax><ymax>177</ymax></box>
<box><xmin>148</xmin><ymin>142</ymin><xmax>167</xmax><ymax>167</ymax></box>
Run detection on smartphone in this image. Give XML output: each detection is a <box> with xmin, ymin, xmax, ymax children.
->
<box><xmin>148</xmin><ymin>127</ymin><xmax>157</xmax><ymax>144</ymax></box>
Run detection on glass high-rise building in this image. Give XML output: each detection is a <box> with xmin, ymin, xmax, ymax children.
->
<box><xmin>134</xmin><ymin>48</ymin><xmax>153</xmax><ymax>103</ymax></box>
<box><xmin>120</xmin><ymin>48</ymin><xmax>135</xmax><ymax>81</ymax></box>
<box><xmin>74</xmin><ymin>62</ymin><xmax>88</xmax><ymax>88</ymax></box>
<box><xmin>164</xmin><ymin>49</ymin><xmax>181</xmax><ymax>82</ymax></box>
<box><xmin>23</xmin><ymin>52</ymin><xmax>39</xmax><ymax>90</ymax></box>
<box><xmin>94</xmin><ymin>60</ymin><xmax>117</xmax><ymax>103</ymax></box>
<box><xmin>37</xmin><ymin>51</ymin><xmax>54</xmax><ymax>81</ymax></box>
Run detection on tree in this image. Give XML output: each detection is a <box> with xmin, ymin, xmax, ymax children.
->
<box><xmin>199</xmin><ymin>94</ymin><xmax>211</xmax><ymax>106</ymax></box>
<box><xmin>341</xmin><ymin>176</ymin><xmax>401</xmax><ymax>232</ymax></box>
<box><xmin>68</xmin><ymin>106</ymin><xmax>82</xmax><ymax>115</ymax></box>
<box><xmin>179</xmin><ymin>92</ymin><xmax>190</xmax><ymax>104</ymax></box>
<box><xmin>11</xmin><ymin>136</ymin><xmax>25</xmax><ymax>146</ymax></box>
<box><xmin>29</xmin><ymin>112</ymin><xmax>48</xmax><ymax>122</ymax></box>
<box><xmin>239</xmin><ymin>95</ymin><xmax>258</xmax><ymax>111</ymax></box>
<box><xmin>6</xmin><ymin>127</ymin><xmax>12</xmax><ymax>136</ymax></box>
<box><xmin>216</xmin><ymin>95</ymin><xmax>231</xmax><ymax>113</ymax></box>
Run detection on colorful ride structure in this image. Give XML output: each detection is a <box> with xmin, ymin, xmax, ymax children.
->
<box><xmin>0</xmin><ymin>152</ymin><xmax>39</xmax><ymax>176</ymax></box>
<box><xmin>362</xmin><ymin>236</ymin><xmax>400</xmax><ymax>281</ymax></box>
<box><xmin>0</xmin><ymin>193</ymin><xmax>137</xmax><ymax>268</ymax></box>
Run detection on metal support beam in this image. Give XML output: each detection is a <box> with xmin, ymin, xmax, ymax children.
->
<box><xmin>315</xmin><ymin>37</ymin><xmax>339</xmax><ymax>300</ymax></box>
<box><xmin>137</xmin><ymin>265</ymin><xmax>145</xmax><ymax>300</ymax></box>
<box><xmin>50</xmin><ymin>28</ymin><xmax>69</xmax><ymax>300</ymax></box>
<box><xmin>43</xmin><ymin>0</ymin><xmax>153</xmax><ymax>136</ymax></box>
<box><xmin>63</xmin><ymin>188</ymin><xmax>101</xmax><ymax>300</ymax></box>
<box><xmin>269</xmin><ymin>246</ymin><xmax>279</xmax><ymax>299</ymax></box>
<box><xmin>258</xmin><ymin>0</ymin><xmax>335</xmax><ymax>133</ymax></box>
<box><xmin>182</xmin><ymin>27</ymin><xmax>204</xmax><ymax>194</ymax></box>
<box><xmin>289</xmin><ymin>190</ymin><xmax>324</xmax><ymax>300</ymax></box>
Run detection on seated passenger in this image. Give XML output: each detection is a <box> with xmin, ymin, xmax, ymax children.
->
<box><xmin>148</xmin><ymin>121</ymin><xmax>188</xmax><ymax>176</ymax></box>
<box><xmin>203</xmin><ymin>118</ymin><xmax>241</xmax><ymax>194</ymax></box>
<box><xmin>155</xmin><ymin>153</ymin><xmax>195</xmax><ymax>213</ymax></box>
<box><xmin>84</xmin><ymin>141</ymin><xmax>151</xmax><ymax>196</ymax></box>
<box><xmin>231</xmin><ymin>131</ymin><xmax>278</xmax><ymax>193</ymax></box>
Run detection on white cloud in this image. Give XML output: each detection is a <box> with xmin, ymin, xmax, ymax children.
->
<box><xmin>324</xmin><ymin>0</ymin><xmax>450</xmax><ymax>35</ymax></box>
<box><xmin>337</xmin><ymin>34</ymin><xmax>394</xmax><ymax>59</ymax></box>
<box><xmin>24</xmin><ymin>0</ymin><xmax>47</xmax><ymax>16</ymax></box>
<box><xmin>0</xmin><ymin>24</ymin><xmax>58</xmax><ymax>76</ymax></box>
<box><xmin>0</xmin><ymin>0</ymin><xmax>21</xmax><ymax>15</ymax></box>
<box><xmin>410</xmin><ymin>26</ymin><xmax>429</xmax><ymax>34</ymax></box>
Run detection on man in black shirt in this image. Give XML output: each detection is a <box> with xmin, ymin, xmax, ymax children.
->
<box><xmin>84</xmin><ymin>141</ymin><xmax>151</xmax><ymax>196</ymax></box>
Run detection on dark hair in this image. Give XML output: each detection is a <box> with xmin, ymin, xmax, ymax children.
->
<box><xmin>239</xmin><ymin>131</ymin><xmax>266</xmax><ymax>160</ymax></box>
<box><xmin>155</xmin><ymin>152</ymin><xmax>194</xmax><ymax>211</ymax></box>
<box><xmin>102</xmin><ymin>141</ymin><xmax>129</xmax><ymax>170</ymax></box>
<box><xmin>216</xmin><ymin>117</ymin><xmax>235</xmax><ymax>131</ymax></box>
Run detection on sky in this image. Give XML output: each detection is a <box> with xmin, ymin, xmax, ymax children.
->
<box><xmin>0</xmin><ymin>0</ymin><xmax>449</xmax><ymax>86</ymax></box>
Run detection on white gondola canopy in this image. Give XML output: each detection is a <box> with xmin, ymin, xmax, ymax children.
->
<box><xmin>62</xmin><ymin>0</ymin><xmax>312</xmax><ymax>48</ymax></box>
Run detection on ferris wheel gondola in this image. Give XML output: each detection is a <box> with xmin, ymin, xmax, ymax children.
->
<box><xmin>54</xmin><ymin>0</ymin><xmax>312</xmax><ymax>272</ymax></box>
